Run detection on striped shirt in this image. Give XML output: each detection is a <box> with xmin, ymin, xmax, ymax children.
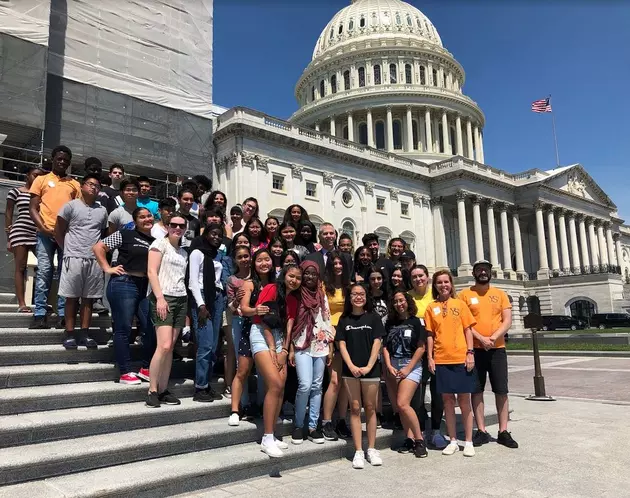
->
<box><xmin>149</xmin><ymin>236</ymin><xmax>188</xmax><ymax>297</ymax></box>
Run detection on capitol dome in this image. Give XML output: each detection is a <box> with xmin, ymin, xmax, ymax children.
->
<box><xmin>290</xmin><ymin>0</ymin><xmax>486</xmax><ymax>164</ymax></box>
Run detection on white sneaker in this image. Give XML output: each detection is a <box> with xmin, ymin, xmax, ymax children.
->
<box><xmin>463</xmin><ymin>444</ymin><xmax>475</xmax><ymax>457</ymax></box>
<box><xmin>274</xmin><ymin>436</ymin><xmax>289</xmax><ymax>450</ymax></box>
<box><xmin>366</xmin><ymin>448</ymin><xmax>383</xmax><ymax>466</ymax></box>
<box><xmin>352</xmin><ymin>450</ymin><xmax>365</xmax><ymax>469</ymax></box>
<box><xmin>261</xmin><ymin>439</ymin><xmax>283</xmax><ymax>458</ymax></box>
<box><xmin>442</xmin><ymin>441</ymin><xmax>460</xmax><ymax>456</ymax></box>
<box><xmin>227</xmin><ymin>413</ymin><xmax>240</xmax><ymax>426</ymax></box>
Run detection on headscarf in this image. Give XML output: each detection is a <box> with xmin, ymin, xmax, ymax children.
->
<box><xmin>292</xmin><ymin>260</ymin><xmax>329</xmax><ymax>348</ymax></box>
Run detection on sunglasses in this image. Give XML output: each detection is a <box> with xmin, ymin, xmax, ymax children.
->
<box><xmin>169</xmin><ymin>222</ymin><xmax>186</xmax><ymax>229</ymax></box>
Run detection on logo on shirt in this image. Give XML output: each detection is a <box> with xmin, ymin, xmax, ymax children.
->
<box><xmin>489</xmin><ymin>295</ymin><xmax>499</xmax><ymax>303</ymax></box>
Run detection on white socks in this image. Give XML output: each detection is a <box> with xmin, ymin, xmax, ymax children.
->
<box><xmin>262</xmin><ymin>433</ymin><xmax>275</xmax><ymax>445</ymax></box>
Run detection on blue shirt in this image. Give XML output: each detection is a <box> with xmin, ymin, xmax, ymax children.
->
<box><xmin>137</xmin><ymin>197</ymin><xmax>160</xmax><ymax>219</ymax></box>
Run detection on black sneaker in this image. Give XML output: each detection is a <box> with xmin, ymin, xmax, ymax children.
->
<box><xmin>376</xmin><ymin>413</ymin><xmax>382</xmax><ymax>428</ymax></box>
<box><xmin>291</xmin><ymin>426</ymin><xmax>304</xmax><ymax>445</ymax></box>
<box><xmin>193</xmin><ymin>388</ymin><xmax>214</xmax><ymax>402</ymax></box>
<box><xmin>29</xmin><ymin>316</ymin><xmax>49</xmax><ymax>329</ymax></box>
<box><xmin>241</xmin><ymin>404</ymin><xmax>256</xmax><ymax>421</ymax></box>
<box><xmin>397</xmin><ymin>437</ymin><xmax>415</xmax><ymax>454</ymax></box>
<box><xmin>309</xmin><ymin>429</ymin><xmax>325</xmax><ymax>444</ymax></box>
<box><xmin>322</xmin><ymin>422</ymin><xmax>339</xmax><ymax>441</ymax></box>
<box><xmin>146</xmin><ymin>391</ymin><xmax>161</xmax><ymax>408</ymax></box>
<box><xmin>472</xmin><ymin>430</ymin><xmax>492</xmax><ymax>447</ymax></box>
<box><xmin>158</xmin><ymin>390</ymin><xmax>181</xmax><ymax>405</ymax></box>
<box><xmin>208</xmin><ymin>386</ymin><xmax>223</xmax><ymax>401</ymax></box>
<box><xmin>497</xmin><ymin>430</ymin><xmax>519</xmax><ymax>449</ymax></box>
<box><xmin>393</xmin><ymin>413</ymin><xmax>403</xmax><ymax>430</ymax></box>
<box><xmin>55</xmin><ymin>317</ymin><xmax>66</xmax><ymax>330</ymax></box>
<box><xmin>414</xmin><ymin>439</ymin><xmax>428</xmax><ymax>458</ymax></box>
<box><xmin>62</xmin><ymin>337</ymin><xmax>77</xmax><ymax>350</ymax></box>
<box><xmin>76</xmin><ymin>335</ymin><xmax>98</xmax><ymax>349</ymax></box>
<box><xmin>336</xmin><ymin>419</ymin><xmax>351</xmax><ymax>439</ymax></box>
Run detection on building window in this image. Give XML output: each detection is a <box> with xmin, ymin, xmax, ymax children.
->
<box><xmin>420</xmin><ymin>66</ymin><xmax>426</xmax><ymax>85</ymax></box>
<box><xmin>343</xmin><ymin>70</ymin><xmax>350</xmax><ymax>90</ymax></box>
<box><xmin>342</xmin><ymin>190</ymin><xmax>353</xmax><ymax>207</ymax></box>
<box><xmin>360</xmin><ymin>16</ymin><xmax>366</xmax><ymax>28</ymax></box>
<box><xmin>412</xmin><ymin>120</ymin><xmax>419</xmax><ymax>150</ymax></box>
<box><xmin>329</xmin><ymin>28</ymin><xmax>334</xmax><ymax>41</ymax></box>
<box><xmin>432</xmin><ymin>68</ymin><xmax>438</xmax><ymax>87</ymax></box>
<box><xmin>395</xmin><ymin>12</ymin><xmax>402</xmax><ymax>25</ymax></box>
<box><xmin>341</xmin><ymin>221</ymin><xmax>356</xmax><ymax>243</ymax></box>
<box><xmin>450</xmin><ymin>127</ymin><xmax>457</xmax><ymax>154</ymax></box>
<box><xmin>393</xmin><ymin>120</ymin><xmax>402</xmax><ymax>150</ymax></box>
<box><xmin>349</xmin><ymin>18</ymin><xmax>354</xmax><ymax>30</ymax></box>
<box><xmin>311</xmin><ymin>86</ymin><xmax>315</xmax><ymax>101</ymax></box>
<box><xmin>374</xmin><ymin>64</ymin><xmax>382</xmax><ymax>85</ymax></box>
<box><xmin>406</xmin><ymin>14</ymin><xmax>413</xmax><ymax>27</ymax></box>
<box><xmin>330</xmin><ymin>75</ymin><xmax>337</xmax><ymax>94</ymax></box>
<box><xmin>375</xmin><ymin>227</ymin><xmax>391</xmax><ymax>253</ymax></box>
<box><xmin>358</xmin><ymin>123</ymin><xmax>368</xmax><ymax>145</ymax></box>
<box><xmin>343</xmin><ymin>125</ymin><xmax>348</xmax><ymax>140</ymax></box>
<box><xmin>272</xmin><ymin>174</ymin><xmax>284</xmax><ymax>191</ymax></box>
<box><xmin>305</xmin><ymin>181</ymin><xmax>317</xmax><ymax>198</ymax></box>
<box><xmin>338</xmin><ymin>23</ymin><xmax>344</xmax><ymax>34</ymax></box>
<box><xmin>401</xmin><ymin>202</ymin><xmax>409</xmax><ymax>217</ymax></box>
<box><xmin>444</xmin><ymin>72</ymin><xmax>449</xmax><ymax>89</ymax></box>
<box><xmin>358</xmin><ymin>67</ymin><xmax>366</xmax><ymax>87</ymax></box>
<box><xmin>320</xmin><ymin>80</ymin><xmax>325</xmax><ymax>98</ymax></box>
<box><xmin>375</xmin><ymin>121</ymin><xmax>385</xmax><ymax>149</ymax></box>
<box><xmin>376</xmin><ymin>196</ymin><xmax>386</xmax><ymax>211</ymax></box>
<box><xmin>389</xmin><ymin>63</ymin><xmax>397</xmax><ymax>84</ymax></box>
<box><xmin>405</xmin><ymin>64</ymin><xmax>412</xmax><ymax>84</ymax></box>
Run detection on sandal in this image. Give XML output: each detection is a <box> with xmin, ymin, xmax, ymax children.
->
<box><xmin>17</xmin><ymin>306</ymin><xmax>32</xmax><ymax>313</ymax></box>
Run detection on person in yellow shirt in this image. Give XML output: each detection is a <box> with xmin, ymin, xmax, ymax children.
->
<box><xmin>424</xmin><ymin>269</ymin><xmax>476</xmax><ymax>457</ymax></box>
<box><xmin>459</xmin><ymin>260</ymin><xmax>518</xmax><ymax>449</ymax></box>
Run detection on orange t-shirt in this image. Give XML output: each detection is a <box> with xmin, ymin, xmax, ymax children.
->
<box><xmin>29</xmin><ymin>172</ymin><xmax>81</xmax><ymax>231</ymax></box>
<box><xmin>459</xmin><ymin>286</ymin><xmax>511</xmax><ymax>349</ymax></box>
<box><xmin>424</xmin><ymin>297</ymin><xmax>476</xmax><ymax>365</ymax></box>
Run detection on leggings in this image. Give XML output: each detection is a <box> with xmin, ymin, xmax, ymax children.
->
<box><xmin>412</xmin><ymin>374</ymin><xmax>444</xmax><ymax>432</ymax></box>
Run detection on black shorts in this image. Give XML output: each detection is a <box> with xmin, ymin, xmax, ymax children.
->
<box><xmin>473</xmin><ymin>348</ymin><xmax>509</xmax><ymax>395</ymax></box>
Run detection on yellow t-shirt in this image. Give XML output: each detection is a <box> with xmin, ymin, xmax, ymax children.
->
<box><xmin>409</xmin><ymin>288</ymin><xmax>433</xmax><ymax>320</ymax></box>
<box><xmin>29</xmin><ymin>172</ymin><xmax>81</xmax><ymax>231</ymax></box>
<box><xmin>458</xmin><ymin>286</ymin><xmax>511</xmax><ymax>349</ymax></box>
<box><xmin>424</xmin><ymin>297</ymin><xmax>476</xmax><ymax>365</ymax></box>
<box><xmin>328</xmin><ymin>287</ymin><xmax>345</xmax><ymax>327</ymax></box>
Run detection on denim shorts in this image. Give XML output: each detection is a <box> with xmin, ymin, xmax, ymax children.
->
<box><xmin>249</xmin><ymin>323</ymin><xmax>283</xmax><ymax>356</ymax></box>
<box><xmin>391</xmin><ymin>357</ymin><xmax>422</xmax><ymax>384</ymax></box>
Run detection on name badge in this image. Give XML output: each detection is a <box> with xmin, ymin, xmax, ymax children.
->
<box><xmin>419</xmin><ymin>318</ymin><xmax>425</xmax><ymax>326</ymax></box>
<box><xmin>404</xmin><ymin>329</ymin><xmax>412</xmax><ymax>338</ymax></box>
<box><xmin>48</xmin><ymin>181</ymin><xmax>56</xmax><ymax>188</ymax></box>
<box><xmin>433</xmin><ymin>306</ymin><xmax>441</xmax><ymax>315</ymax></box>
<box><xmin>470</xmin><ymin>297</ymin><xmax>479</xmax><ymax>305</ymax></box>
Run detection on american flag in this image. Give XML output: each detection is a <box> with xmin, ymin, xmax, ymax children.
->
<box><xmin>531</xmin><ymin>97</ymin><xmax>552</xmax><ymax>113</ymax></box>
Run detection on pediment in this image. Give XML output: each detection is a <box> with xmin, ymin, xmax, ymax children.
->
<box><xmin>542</xmin><ymin>165</ymin><xmax>615</xmax><ymax>208</ymax></box>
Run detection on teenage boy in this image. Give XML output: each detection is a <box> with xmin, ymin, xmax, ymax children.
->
<box><xmin>107</xmin><ymin>179</ymin><xmax>139</xmax><ymax>234</ymax></box>
<box><xmin>55</xmin><ymin>174</ymin><xmax>109</xmax><ymax>348</ymax></box>
<box><xmin>136</xmin><ymin>176</ymin><xmax>159</xmax><ymax>219</ymax></box>
<box><xmin>101</xmin><ymin>164</ymin><xmax>125</xmax><ymax>213</ymax></box>
<box><xmin>459</xmin><ymin>260</ymin><xmax>518</xmax><ymax>449</ymax></box>
<box><xmin>29</xmin><ymin>145</ymin><xmax>81</xmax><ymax>329</ymax></box>
<box><xmin>361</xmin><ymin>232</ymin><xmax>394</xmax><ymax>278</ymax></box>
<box><xmin>230</xmin><ymin>205</ymin><xmax>244</xmax><ymax>235</ymax></box>
<box><xmin>178</xmin><ymin>188</ymin><xmax>201</xmax><ymax>249</ymax></box>
<box><xmin>151</xmin><ymin>198</ymin><xmax>176</xmax><ymax>239</ymax></box>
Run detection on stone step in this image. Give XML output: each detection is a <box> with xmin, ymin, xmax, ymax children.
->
<box><xmin>0</xmin><ymin>304</ymin><xmax>32</xmax><ymax>312</ymax></box>
<box><xmin>0</xmin><ymin>327</ymin><xmax>113</xmax><ymax>346</ymax></box>
<box><xmin>0</xmin><ymin>359</ymin><xmax>195</xmax><ymax>388</ymax></box>
<box><xmin>0</xmin><ymin>293</ymin><xmax>17</xmax><ymax>305</ymax></box>
<box><xmin>0</xmin><ymin>312</ymin><xmax>111</xmax><ymax>329</ymax></box>
<box><xmin>0</xmin><ymin>396</ymin><xmax>233</xmax><ymax>448</ymax></box>
<box><xmin>0</xmin><ymin>415</ymin><xmax>295</xmax><ymax>486</ymax></box>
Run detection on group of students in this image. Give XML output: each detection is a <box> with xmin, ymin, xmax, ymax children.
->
<box><xmin>6</xmin><ymin>145</ymin><xmax>518</xmax><ymax>469</ymax></box>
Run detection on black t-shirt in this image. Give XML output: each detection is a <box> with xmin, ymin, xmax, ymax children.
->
<box><xmin>375</xmin><ymin>256</ymin><xmax>395</xmax><ymax>279</ymax></box>
<box><xmin>101</xmin><ymin>186</ymin><xmax>123</xmax><ymax>214</ymax></box>
<box><xmin>336</xmin><ymin>312</ymin><xmax>385</xmax><ymax>378</ymax></box>
<box><xmin>181</xmin><ymin>213</ymin><xmax>201</xmax><ymax>249</ymax></box>
<box><xmin>103</xmin><ymin>229</ymin><xmax>154</xmax><ymax>274</ymax></box>
<box><xmin>384</xmin><ymin>316</ymin><xmax>427</xmax><ymax>360</ymax></box>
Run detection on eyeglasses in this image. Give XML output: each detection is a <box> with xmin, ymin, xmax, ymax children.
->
<box><xmin>84</xmin><ymin>182</ymin><xmax>101</xmax><ymax>190</ymax></box>
<box><xmin>169</xmin><ymin>222</ymin><xmax>186</xmax><ymax>229</ymax></box>
<box><xmin>350</xmin><ymin>293</ymin><xmax>366</xmax><ymax>298</ymax></box>
<box><xmin>123</xmin><ymin>189</ymin><xmax>138</xmax><ymax>194</ymax></box>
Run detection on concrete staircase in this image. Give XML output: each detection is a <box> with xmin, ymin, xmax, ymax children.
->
<box><xmin>0</xmin><ymin>292</ymin><xmax>396</xmax><ymax>497</ymax></box>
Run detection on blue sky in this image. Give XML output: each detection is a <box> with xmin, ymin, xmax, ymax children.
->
<box><xmin>214</xmin><ymin>1</ymin><xmax>630</xmax><ymax>218</ymax></box>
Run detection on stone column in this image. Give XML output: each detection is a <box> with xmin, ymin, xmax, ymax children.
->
<box><xmin>366</xmin><ymin>109</ymin><xmax>374</xmax><ymax>148</ymax></box>
<box><xmin>499</xmin><ymin>204</ymin><xmax>513</xmax><ymax>279</ymax></box>
<box><xmin>347</xmin><ymin>112</ymin><xmax>354</xmax><ymax>142</ymax></box>
<box><xmin>427</xmin><ymin>61</ymin><xmax>434</xmax><ymax>85</ymax></box>
<box><xmin>614</xmin><ymin>234</ymin><xmax>623</xmax><ymax>273</ymax></box>
<box><xmin>557</xmin><ymin>208</ymin><xmax>570</xmax><ymax>275</ymax></box>
<box><xmin>330</xmin><ymin>116</ymin><xmax>336</xmax><ymax>137</ymax></box>
<box><xmin>567</xmin><ymin>212</ymin><xmax>581</xmax><ymax>274</ymax></box>
<box><xmin>432</xmin><ymin>197</ymin><xmax>448</xmax><ymax>269</ymax></box>
<box><xmin>478</xmin><ymin>130</ymin><xmax>485</xmax><ymax>164</ymax></box>
<box><xmin>606</xmin><ymin>224</ymin><xmax>617</xmax><ymax>268</ymax></box>
<box><xmin>546</xmin><ymin>206</ymin><xmax>560</xmax><ymax>274</ymax></box>
<box><xmin>597</xmin><ymin>221</ymin><xmax>609</xmax><ymax>271</ymax></box>
<box><xmin>466</xmin><ymin>119</ymin><xmax>474</xmax><ymax>160</ymax></box>
<box><xmin>577</xmin><ymin>215</ymin><xmax>590</xmax><ymax>273</ymax></box>
<box><xmin>535</xmin><ymin>201</ymin><xmax>549</xmax><ymax>278</ymax></box>
<box><xmin>424</xmin><ymin>108</ymin><xmax>433</xmax><ymax>153</ymax></box>
<box><xmin>587</xmin><ymin>218</ymin><xmax>599</xmax><ymax>272</ymax></box>
<box><xmin>441</xmin><ymin>111</ymin><xmax>451</xmax><ymax>155</ymax></box>
<box><xmin>455</xmin><ymin>115</ymin><xmax>463</xmax><ymax>156</ymax></box>
<box><xmin>486</xmin><ymin>200</ymin><xmax>502</xmax><ymax>278</ymax></box>
<box><xmin>433</xmin><ymin>117</ymin><xmax>440</xmax><ymax>152</ymax></box>
<box><xmin>386</xmin><ymin>106</ymin><xmax>394</xmax><ymax>151</ymax></box>
<box><xmin>512</xmin><ymin>209</ymin><xmax>526</xmax><ymax>277</ymax></box>
<box><xmin>405</xmin><ymin>106</ymin><xmax>414</xmax><ymax>152</ymax></box>
<box><xmin>456</xmin><ymin>191</ymin><xmax>472</xmax><ymax>276</ymax></box>
<box><xmin>417</xmin><ymin>110</ymin><xmax>424</xmax><ymax>151</ymax></box>
<box><xmin>472</xmin><ymin>196</ymin><xmax>484</xmax><ymax>262</ymax></box>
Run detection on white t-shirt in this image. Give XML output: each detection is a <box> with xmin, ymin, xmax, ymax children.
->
<box><xmin>149</xmin><ymin>237</ymin><xmax>188</xmax><ymax>297</ymax></box>
<box><xmin>151</xmin><ymin>223</ymin><xmax>168</xmax><ymax>239</ymax></box>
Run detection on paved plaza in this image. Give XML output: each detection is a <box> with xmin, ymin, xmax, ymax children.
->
<box><xmin>181</xmin><ymin>354</ymin><xmax>630</xmax><ymax>498</ymax></box>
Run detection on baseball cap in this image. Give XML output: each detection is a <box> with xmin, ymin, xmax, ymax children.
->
<box><xmin>473</xmin><ymin>259</ymin><xmax>492</xmax><ymax>270</ymax></box>
<box><xmin>400</xmin><ymin>250</ymin><xmax>416</xmax><ymax>260</ymax></box>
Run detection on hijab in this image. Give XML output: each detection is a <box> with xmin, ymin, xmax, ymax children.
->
<box><xmin>292</xmin><ymin>260</ymin><xmax>329</xmax><ymax>348</ymax></box>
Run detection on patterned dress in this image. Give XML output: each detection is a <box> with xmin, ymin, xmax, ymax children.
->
<box><xmin>7</xmin><ymin>188</ymin><xmax>37</xmax><ymax>247</ymax></box>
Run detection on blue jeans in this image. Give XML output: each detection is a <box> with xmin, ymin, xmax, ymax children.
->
<box><xmin>294</xmin><ymin>351</ymin><xmax>326</xmax><ymax>430</ymax></box>
<box><xmin>107</xmin><ymin>275</ymin><xmax>155</xmax><ymax>374</ymax></box>
<box><xmin>34</xmin><ymin>233</ymin><xmax>65</xmax><ymax>317</ymax></box>
<box><xmin>192</xmin><ymin>293</ymin><xmax>227</xmax><ymax>389</ymax></box>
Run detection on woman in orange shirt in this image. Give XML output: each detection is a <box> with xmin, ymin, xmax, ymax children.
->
<box><xmin>424</xmin><ymin>270</ymin><xmax>476</xmax><ymax>457</ymax></box>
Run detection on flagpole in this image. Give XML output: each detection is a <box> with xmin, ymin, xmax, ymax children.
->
<box><xmin>549</xmin><ymin>94</ymin><xmax>560</xmax><ymax>166</ymax></box>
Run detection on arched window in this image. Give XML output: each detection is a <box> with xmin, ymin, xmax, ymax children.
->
<box><xmin>330</xmin><ymin>75</ymin><xmax>337</xmax><ymax>94</ymax></box>
<box><xmin>375</xmin><ymin>121</ymin><xmax>385</xmax><ymax>150</ymax></box>
<box><xmin>393</xmin><ymin>119</ymin><xmax>402</xmax><ymax>150</ymax></box>
<box><xmin>405</xmin><ymin>64</ymin><xmax>412</xmax><ymax>84</ymax></box>
<box><xmin>412</xmin><ymin>120</ymin><xmax>419</xmax><ymax>150</ymax></box>
<box><xmin>349</xmin><ymin>18</ymin><xmax>354</xmax><ymax>30</ymax></box>
<box><xmin>527</xmin><ymin>296</ymin><xmax>541</xmax><ymax>315</ymax></box>
<box><xmin>311</xmin><ymin>86</ymin><xmax>315</xmax><ymax>101</ymax></box>
<box><xmin>443</xmin><ymin>72</ymin><xmax>448</xmax><ymax>88</ymax></box>
<box><xmin>320</xmin><ymin>80</ymin><xmax>325</xmax><ymax>98</ymax></box>
<box><xmin>569</xmin><ymin>299</ymin><xmax>596</xmax><ymax>321</ymax></box>
<box><xmin>375</xmin><ymin>227</ymin><xmax>392</xmax><ymax>254</ymax></box>
<box><xmin>419</xmin><ymin>66</ymin><xmax>426</xmax><ymax>85</ymax></box>
<box><xmin>373</xmin><ymin>64</ymin><xmax>382</xmax><ymax>85</ymax></box>
<box><xmin>360</xmin><ymin>16</ymin><xmax>366</xmax><ymax>28</ymax></box>
<box><xmin>341</xmin><ymin>220</ymin><xmax>356</xmax><ymax>244</ymax></box>
<box><xmin>329</xmin><ymin>28</ymin><xmax>334</xmax><ymax>41</ymax></box>
<box><xmin>338</xmin><ymin>23</ymin><xmax>344</xmax><ymax>34</ymax></box>
<box><xmin>432</xmin><ymin>68</ymin><xmax>438</xmax><ymax>87</ymax></box>
<box><xmin>395</xmin><ymin>12</ymin><xmax>402</xmax><ymax>25</ymax></box>
<box><xmin>438</xmin><ymin>123</ymin><xmax>445</xmax><ymax>153</ymax></box>
<box><xmin>450</xmin><ymin>127</ymin><xmax>457</xmax><ymax>154</ymax></box>
<box><xmin>389</xmin><ymin>63</ymin><xmax>397</xmax><ymax>84</ymax></box>
<box><xmin>343</xmin><ymin>125</ymin><xmax>348</xmax><ymax>140</ymax></box>
<box><xmin>406</xmin><ymin>14</ymin><xmax>413</xmax><ymax>27</ymax></box>
<box><xmin>400</xmin><ymin>231</ymin><xmax>415</xmax><ymax>251</ymax></box>
<box><xmin>358</xmin><ymin>67</ymin><xmax>366</xmax><ymax>87</ymax></box>
<box><xmin>358</xmin><ymin>123</ymin><xmax>368</xmax><ymax>145</ymax></box>
<box><xmin>343</xmin><ymin>70</ymin><xmax>350</xmax><ymax>90</ymax></box>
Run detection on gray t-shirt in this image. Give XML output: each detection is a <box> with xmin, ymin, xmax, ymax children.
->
<box><xmin>58</xmin><ymin>199</ymin><xmax>108</xmax><ymax>259</ymax></box>
<box><xmin>108</xmin><ymin>205</ymin><xmax>135</xmax><ymax>231</ymax></box>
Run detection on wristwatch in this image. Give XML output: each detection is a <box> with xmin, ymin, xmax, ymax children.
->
<box><xmin>466</xmin><ymin>349</ymin><xmax>474</xmax><ymax>355</ymax></box>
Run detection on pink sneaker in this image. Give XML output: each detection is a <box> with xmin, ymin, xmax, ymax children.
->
<box><xmin>119</xmin><ymin>373</ymin><xmax>141</xmax><ymax>385</ymax></box>
<box><xmin>137</xmin><ymin>368</ymin><xmax>150</xmax><ymax>382</ymax></box>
